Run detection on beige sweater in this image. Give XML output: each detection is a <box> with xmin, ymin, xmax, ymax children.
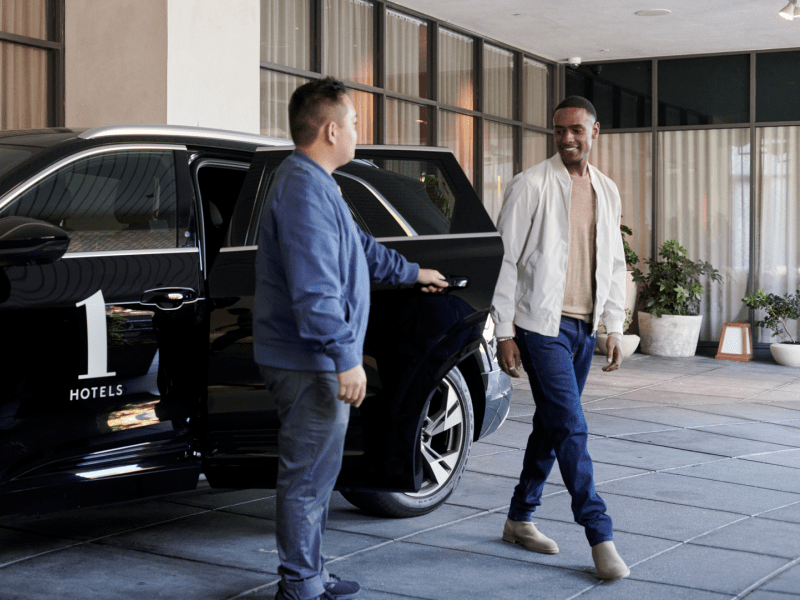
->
<box><xmin>561</xmin><ymin>173</ymin><xmax>596</xmax><ymax>323</ymax></box>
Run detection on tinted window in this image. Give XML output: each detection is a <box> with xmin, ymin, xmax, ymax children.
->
<box><xmin>0</xmin><ymin>150</ymin><xmax>178</xmax><ymax>253</ymax></box>
<box><xmin>658</xmin><ymin>55</ymin><xmax>749</xmax><ymax>126</ymax></box>
<box><xmin>756</xmin><ymin>51</ymin><xmax>800</xmax><ymax>123</ymax></box>
<box><xmin>339</xmin><ymin>158</ymin><xmax>454</xmax><ymax>235</ymax></box>
<box><xmin>565</xmin><ymin>61</ymin><xmax>652</xmax><ymax>129</ymax></box>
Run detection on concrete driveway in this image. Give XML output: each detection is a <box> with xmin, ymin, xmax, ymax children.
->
<box><xmin>2</xmin><ymin>353</ymin><xmax>800</xmax><ymax>599</ymax></box>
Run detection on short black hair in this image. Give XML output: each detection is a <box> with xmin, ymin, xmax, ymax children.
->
<box><xmin>554</xmin><ymin>96</ymin><xmax>598</xmax><ymax>123</ymax></box>
<box><xmin>288</xmin><ymin>77</ymin><xmax>349</xmax><ymax>146</ymax></box>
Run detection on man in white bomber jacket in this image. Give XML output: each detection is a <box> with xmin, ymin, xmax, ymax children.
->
<box><xmin>490</xmin><ymin>96</ymin><xmax>630</xmax><ymax>581</ymax></box>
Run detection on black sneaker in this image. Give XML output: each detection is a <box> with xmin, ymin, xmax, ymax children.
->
<box><xmin>324</xmin><ymin>574</ymin><xmax>360</xmax><ymax>599</ymax></box>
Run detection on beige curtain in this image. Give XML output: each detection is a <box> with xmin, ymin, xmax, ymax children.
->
<box><xmin>438</xmin><ymin>28</ymin><xmax>473</xmax><ymax>110</ymax></box>
<box><xmin>658</xmin><ymin>129</ymin><xmax>751</xmax><ymax>341</ymax></box>
<box><xmin>386</xmin><ymin>9</ymin><xmax>424</xmax><ymax>97</ymax></box>
<box><xmin>523</xmin><ymin>58</ymin><xmax>548</xmax><ymax>128</ymax></box>
<box><xmin>483</xmin><ymin>44</ymin><xmax>513</xmax><ymax>119</ymax></box>
<box><xmin>324</xmin><ymin>0</ymin><xmax>373</xmax><ymax>86</ymax></box>
<box><xmin>260</xmin><ymin>71</ymin><xmax>308</xmax><ymax>138</ymax></box>
<box><xmin>1</xmin><ymin>0</ymin><xmax>49</xmax><ymax>130</ymax></box>
<box><xmin>260</xmin><ymin>0</ymin><xmax>310</xmax><ymax>70</ymax></box>
<box><xmin>522</xmin><ymin>130</ymin><xmax>548</xmax><ymax>170</ymax></box>
<box><xmin>754</xmin><ymin>126</ymin><xmax>800</xmax><ymax>343</ymax></box>
<box><xmin>439</xmin><ymin>110</ymin><xmax>473</xmax><ymax>184</ymax></box>
<box><xmin>592</xmin><ymin>132</ymin><xmax>653</xmax><ymax>272</ymax></box>
<box><xmin>483</xmin><ymin>121</ymin><xmax>513</xmax><ymax>223</ymax></box>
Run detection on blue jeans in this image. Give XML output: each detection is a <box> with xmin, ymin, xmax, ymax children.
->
<box><xmin>507</xmin><ymin>318</ymin><xmax>613</xmax><ymax>547</ymax></box>
<box><xmin>260</xmin><ymin>366</ymin><xmax>349</xmax><ymax>600</ymax></box>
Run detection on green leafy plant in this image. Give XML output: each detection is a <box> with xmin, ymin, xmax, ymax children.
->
<box><xmin>632</xmin><ymin>240</ymin><xmax>722</xmax><ymax>317</ymax></box>
<box><xmin>620</xmin><ymin>224</ymin><xmax>638</xmax><ymax>268</ymax></box>
<box><xmin>742</xmin><ymin>287</ymin><xmax>800</xmax><ymax>344</ymax></box>
<box><xmin>424</xmin><ymin>174</ymin><xmax>452</xmax><ymax>218</ymax></box>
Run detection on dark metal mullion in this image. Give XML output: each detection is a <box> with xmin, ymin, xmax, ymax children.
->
<box><xmin>313</xmin><ymin>0</ymin><xmax>323</xmax><ymax>74</ymax></box>
<box><xmin>748</xmin><ymin>51</ymin><xmax>758</xmax><ymax>330</ymax></box>
<box><xmin>374</xmin><ymin>1</ymin><xmax>385</xmax><ymax>144</ymax></box>
<box><xmin>513</xmin><ymin>52</ymin><xmax>523</xmax><ymax>174</ymax></box>
<box><xmin>651</xmin><ymin>59</ymin><xmax>659</xmax><ymax>262</ymax></box>
<box><xmin>474</xmin><ymin>38</ymin><xmax>484</xmax><ymax>198</ymax></box>
<box><xmin>53</xmin><ymin>0</ymin><xmax>65</xmax><ymax>127</ymax></box>
<box><xmin>428</xmin><ymin>20</ymin><xmax>438</xmax><ymax>146</ymax></box>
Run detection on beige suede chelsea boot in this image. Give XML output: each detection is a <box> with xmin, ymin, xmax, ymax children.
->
<box><xmin>591</xmin><ymin>541</ymin><xmax>630</xmax><ymax>581</ymax></box>
<box><xmin>502</xmin><ymin>518</ymin><xmax>559</xmax><ymax>554</ymax></box>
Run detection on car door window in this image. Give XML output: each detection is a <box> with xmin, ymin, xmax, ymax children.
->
<box><xmin>338</xmin><ymin>158</ymin><xmax>455</xmax><ymax>236</ymax></box>
<box><xmin>0</xmin><ymin>150</ymin><xmax>179</xmax><ymax>253</ymax></box>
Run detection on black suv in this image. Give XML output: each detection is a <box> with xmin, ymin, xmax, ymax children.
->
<box><xmin>0</xmin><ymin>125</ymin><xmax>511</xmax><ymax>519</ymax></box>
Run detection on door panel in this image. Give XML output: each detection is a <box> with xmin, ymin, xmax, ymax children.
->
<box><xmin>0</xmin><ymin>146</ymin><xmax>205</xmax><ymax>517</ymax></box>
<box><xmin>200</xmin><ymin>147</ymin><xmax>503</xmax><ymax>492</ymax></box>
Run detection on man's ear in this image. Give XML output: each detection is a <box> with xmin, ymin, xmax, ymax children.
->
<box><xmin>592</xmin><ymin>121</ymin><xmax>600</xmax><ymax>139</ymax></box>
<box><xmin>322</xmin><ymin>120</ymin><xmax>336</xmax><ymax>145</ymax></box>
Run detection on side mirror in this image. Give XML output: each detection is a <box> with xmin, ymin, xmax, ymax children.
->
<box><xmin>0</xmin><ymin>216</ymin><xmax>71</xmax><ymax>267</ymax></box>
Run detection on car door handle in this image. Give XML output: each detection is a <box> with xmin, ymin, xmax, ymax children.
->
<box><xmin>140</xmin><ymin>287</ymin><xmax>198</xmax><ymax>310</ymax></box>
<box><xmin>445</xmin><ymin>276</ymin><xmax>469</xmax><ymax>289</ymax></box>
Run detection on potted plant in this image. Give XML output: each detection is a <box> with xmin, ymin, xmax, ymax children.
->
<box><xmin>742</xmin><ymin>287</ymin><xmax>800</xmax><ymax>367</ymax></box>
<box><xmin>595</xmin><ymin>309</ymin><xmax>640</xmax><ymax>357</ymax></box>
<box><xmin>621</xmin><ymin>224</ymin><xmax>639</xmax><ymax>315</ymax></box>
<box><xmin>632</xmin><ymin>240</ymin><xmax>722</xmax><ymax>357</ymax></box>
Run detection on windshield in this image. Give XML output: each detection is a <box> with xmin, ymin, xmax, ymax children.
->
<box><xmin>0</xmin><ymin>145</ymin><xmax>36</xmax><ymax>179</ymax></box>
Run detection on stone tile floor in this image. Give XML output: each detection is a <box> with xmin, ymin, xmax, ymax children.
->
<box><xmin>1</xmin><ymin>353</ymin><xmax>799</xmax><ymax>599</ymax></box>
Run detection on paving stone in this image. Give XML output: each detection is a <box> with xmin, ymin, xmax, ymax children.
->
<box><xmin>648</xmin><ymin>380</ymin><xmax>762</xmax><ymax>399</ymax></box>
<box><xmin>689</xmin><ymin>516</ymin><xmax>800</xmax><ymax>559</ymax></box>
<box><xmin>0</xmin><ymin>527</ymin><xmax>76</xmax><ymax>567</ymax></box>
<box><xmin>592</xmin><ymin>405</ymin><xmax>752</xmax><ymax>428</ymax></box>
<box><xmin>167</xmin><ymin>481</ymin><xmax>277</xmax><ymax>510</ymax></box>
<box><xmin>613</xmin><ymin>388</ymin><xmax>743</xmax><ymax>405</ymax></box>
<box><xmin>586</xmin><ymin>437</ymin><xmax>720</xmax><ymax>471</ymax></box>
<box><xmin>758</xmin><ymin>502</ymin><xmax>800</xmax><ymax>525</ymax></box>
<box><xmin>445</xmin><ymin>471</ymin><xmax>561</xmax><ymax>512</ymax></box>
<box><xmin>582</xmin><ymin>397</ymin><xmax>665</xmax><ymax>410</ymax></box>
<box><xmin>694</xmin><ymin>422</ymin><xmax>800</xmax><ymax>447</ymax></box>
<box><xmin>99</xmin><ymin>509</ymin><xmax>379</xmax><ymax>575</ymax></box>
<box><xmin>742</xmin><ymin>591</ymin><xmax>800</xmax><ymax>600</ymax></box>
<box><xmin>670</xmin><ymin>458</ymin><xmax>800</xmax><ymax>493</ymax></box>
<box><xmin>482</xmin><ymin>418</ymin><xmax>535</xmax><ymax>449</ymax></box>
<box><xmin>754</xmin><ymin>390</ymin><xmax>800</xmax><ymax>402</ymax></box>
<box><xmin>763</xmin><ymin>562</ymin><xmax>800</xmax><ymax>595</ymax></box>
<box><xmin>617</xmin><ymin>427</ymin><xmax>794</xmax><ymax>458</ymax></box>
<box><xmin>690</xmin><ymin>402</ymin><xmax>800</xmax><ymax>422</ymax></box>
<box><xmin>577</xmin><ymin>579</ymin><xmax>730</xmax><ymax>599</ymax></box>
<box><xmin>630</xmin><ymin>543</ymin><xmax>787</xmax><ymax>594</ymax></box>
<box><xmin>327</xmin><ymin>502</ymin><xmax>483</xmax><ymax>540</ymax></box>
<box><xmin>0</xmin><ymin>543</ymin><xmax>270</xmax><ymax>600</ymax></box>
<box><xmin>1</xmin><ymin>498</ymin><xmax>207</xmax><ymax>541</ymax></box>
<box><xmin>319</xmin><ymin>539</ymin><xmax>598</xmax><ymax>600</ymax></box>
<box><xmin>585</xmin><ymin>412</ymin><xmax>678</xmax><ymax>437</ymax></box>
<box><xmin>742</xmin><ymin>448</ymin><xmax>800</xmax><ymax>469</ymax></box>
<box><xmin>596</xmin><ymin>472</ymin><xmax>799</xmax><ymax>515</ymax></box>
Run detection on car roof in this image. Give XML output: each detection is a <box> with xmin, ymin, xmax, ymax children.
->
<box><xmin>0</xmin><ymin>125</ymin><xmax>292</xmax><ymax>151</ymax></box>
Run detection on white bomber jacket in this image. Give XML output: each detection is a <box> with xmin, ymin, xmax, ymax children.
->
<box><xmin>491</xmin><ymin>154</ymin><xmax>627</xmax><ymax>339</ymax></box>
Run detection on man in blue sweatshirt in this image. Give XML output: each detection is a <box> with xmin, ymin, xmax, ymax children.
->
<box><xmin>254</xmin><ymin>77</ymin><xmax>447</xmax><ymax>600</ymax></box>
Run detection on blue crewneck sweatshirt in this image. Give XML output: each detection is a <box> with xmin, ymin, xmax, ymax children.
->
<box><xmin>253</xmin><ymin>151</ymin><xmax>419</xmax><ymax>373</ymax></box>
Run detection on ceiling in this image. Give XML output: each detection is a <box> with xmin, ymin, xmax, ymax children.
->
<box><xmin>392</xmin><ymin>0</ymin><xmax>800</xmax><ymax>63</ymax></box>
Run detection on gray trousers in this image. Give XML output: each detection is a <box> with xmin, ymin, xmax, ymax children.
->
<box><xmin>260</xmin><ymin>365</ymin><xmax>350</xmax><ymax>600</ymax></box>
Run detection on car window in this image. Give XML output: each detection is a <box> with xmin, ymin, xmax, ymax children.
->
<box><xmin>0</xmin><ymin>150</ymin><xmax>179</xmax><ymax>253</ymax></box>
<box><xmin>338</xmin><ymin>158</ymin><xmax>455</xmax><ymax>236</ymax></box>
<box><xmin>333</xmin><ymin>172</ymin><xmax>409</xmax><ymax>238</ymax></box>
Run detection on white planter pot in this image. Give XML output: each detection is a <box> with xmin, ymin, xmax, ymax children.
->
<box><xmin>770</xmin><ymin>343</ymin><xmax>800</xmax><ymax>367</ymax></box>
<box><xmin>595</xmin><ymin>333</ymin><xmax>641</xmax><ymax>357</ymax></box>
<box><xmin>638</xmin><ymin>312</ymin><xmax>702</xmax><ymax>357</ymax></box>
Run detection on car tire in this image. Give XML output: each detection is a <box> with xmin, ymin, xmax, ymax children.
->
<box><xmin>341</xmin><ymin>365</ymin><xmax>474</xmax><ymax>518</ymax></box>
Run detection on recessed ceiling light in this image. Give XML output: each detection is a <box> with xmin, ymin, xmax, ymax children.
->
<box><xmin>599</xmin><ymin>48</ymin><xmax>610</xmax><ymax>52</ymax></box>
<box><xmin>635</xmin><ymin>9</ymin><xmax>672</xmax><ymax>16</ymax></box>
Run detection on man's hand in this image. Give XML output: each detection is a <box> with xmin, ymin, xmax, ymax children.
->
<box><xmin>498</xmin><ymin>338</ymin><xmax>523</xmax><ymax>378</ymax></box>
<box><xmin>337</xmin><ymin>365</ymin><xmax>367</xmax><ymax>407</ymax></box>
<box><xmin>602</xmin><ymin>335</ymin><xmax>623</xmax><ymax>372</ymax></box>
<box><xmin>417</xmin><ymin>268</ymin><xmax>448</xmax><ymax>293</ymax></box>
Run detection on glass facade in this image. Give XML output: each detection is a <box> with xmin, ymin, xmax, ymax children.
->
<box><xmin>260</xmin><ymin>1</ymin><xmax>553</xmax><ymax>213</ymax></box>
<box><xmin>756</xmin><ymin>52</ymin><xmax>800</xmax><ymax>123</ymax></box>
